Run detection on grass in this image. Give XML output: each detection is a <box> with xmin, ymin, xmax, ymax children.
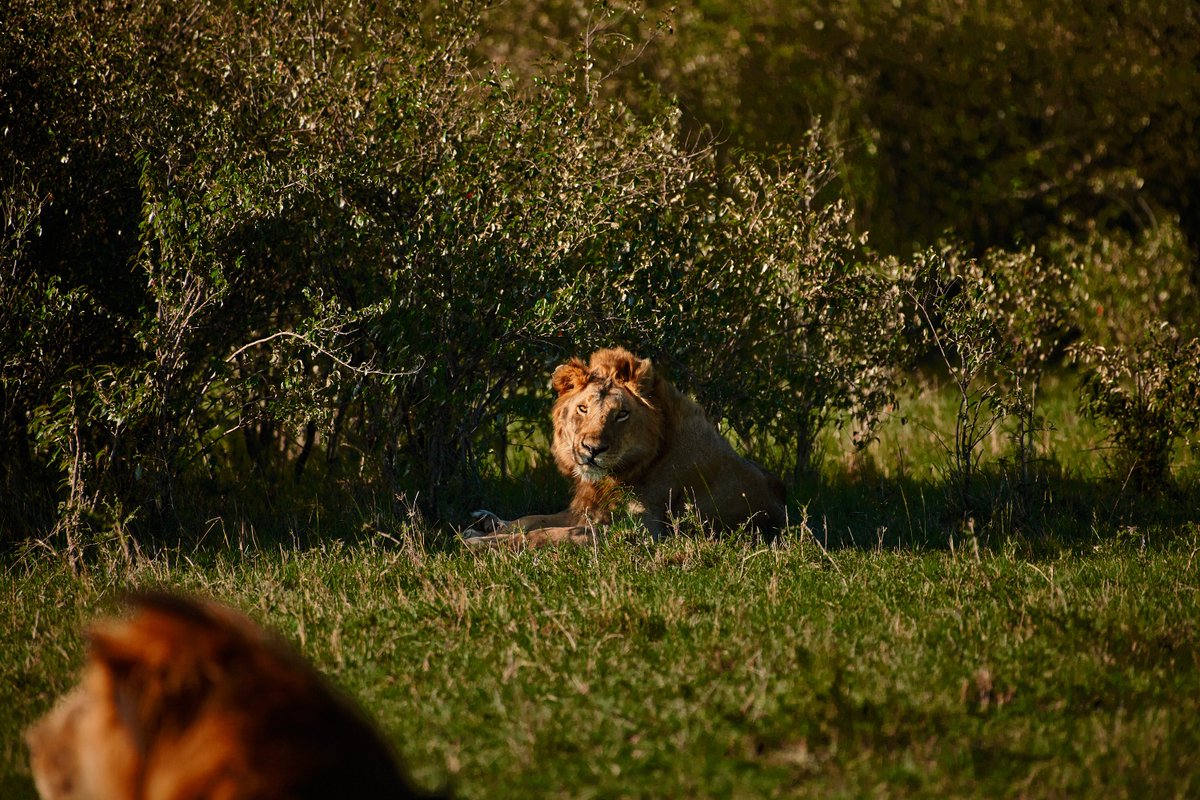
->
<box><xmin>3</xmin><ymin>374</ymin><xmax>1199</xmax><ymax>798</ymax></box>
<box><xmin>4</xmin><ymin>528</ymin><xmax>1200</xmax><ymax>798</ymax></box>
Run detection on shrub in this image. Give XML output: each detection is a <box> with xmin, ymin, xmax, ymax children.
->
<box><xmin>1074</xmin><ymin>326</ymin><xmax>1200</xmax><ymax>487</ymax></box>
<box><xmin>978</xmin><ymin>246</ymin><xmax>1079</xmax><ymax>489</ymax></box>
<box><xmin>1064</xmin><ymin>219</ymin><xmax>1198</xmax><ymax>348</ymax></box>
<box><xmin>674</xmin><ymin>144</ymin><xmax>904</xmax><ymax>484</ymax></box>
<box><xmin>904</xmin><ymin>241</ymin><xmax>1085</xmax><ymax>521</ymax></box>
<box><xmin>1063</xmin><ymin>220</ymin><xmax>1200</xmax><ymax>487</ymax></box>
<box><xmin>904</xmin><ymin>246</ymin><xmax>1012</xmax><ymax>516</ymax></box>
<box><xmin>3</xmin><ymin>0</ymin><xmax>903</xmax><ymax>544</ymax></box>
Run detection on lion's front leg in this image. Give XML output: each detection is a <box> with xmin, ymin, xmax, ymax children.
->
<box><xmin>525</xmin><ymin>526</ymin><xmax>598</xmax><ymax>547</ymax></box>
<box><xmin>463</xmin><ymin>509</ymin><xmax>510</xmax><ymax>537</ymax></box>
<box><xmin>463</xmin><ymin>525</ymin><xmax>599</xmax><ymax>550</ymax></box>
<box><xmin>462</xmin><ymin>507</ymin><xmax>599</xmax><ymax>549</ymax></box>
<box><xmin>463</xmin><ymin>507</ymin><xmax>583</xmax><ymax>538</ymax></box>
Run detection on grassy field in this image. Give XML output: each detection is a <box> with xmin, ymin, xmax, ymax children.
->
<box><xmin>3</xmin><ymin>375</ymin><xmax>1199</xmax><ymax>798</ymax></box>
<box><xmin>4</xmin><ymin>529</ymin><xmax>1199</xmax><ymax>798</ymax></box>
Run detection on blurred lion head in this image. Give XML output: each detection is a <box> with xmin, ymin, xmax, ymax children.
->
<box><xmin>26</xmin><ymin>592</ymin><xmax>442</xmax><ymax>800</ymax></box>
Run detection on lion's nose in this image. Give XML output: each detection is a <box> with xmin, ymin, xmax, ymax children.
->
<box><xmin>582</xmin><ymin>442</ymin><xmax>609</xmax><ymax>459</ymax></box>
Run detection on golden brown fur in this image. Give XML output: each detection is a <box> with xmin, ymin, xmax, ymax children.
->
<box><xmin>25</xmin><ymin>592</ymin><xmax>442</xmax><ymax>800</ymax></box>
<box><xmin>465</xmin><ymin>347</ymin><xmax>787</xmax><ymax>548</ymax></box>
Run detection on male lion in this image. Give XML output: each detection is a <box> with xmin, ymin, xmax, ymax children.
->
<box><xmin>25</xmin><ymin>592</ymin><xmax>444</xmax><ymax>800</ymax></box>
<box><xmin>464</xmin><ymin>347</ymin><xmax>787</xmax><ymax>548</ymax></box>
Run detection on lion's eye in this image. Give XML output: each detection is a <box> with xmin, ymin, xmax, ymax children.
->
<box><xmin>577</xmin><ymin>404</ymin><xmax>588</xmax><ymax>415</ymax></box>
<box><xmin>615</xmin><ymin>410</ymin><xmax>630</xmax><ymax>422</ymax></box>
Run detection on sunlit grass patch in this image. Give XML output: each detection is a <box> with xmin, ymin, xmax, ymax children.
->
<box><xmin>5</xmin><ymin>528</ymin><xmax>1200</xmax><ymax>798</ymax></box>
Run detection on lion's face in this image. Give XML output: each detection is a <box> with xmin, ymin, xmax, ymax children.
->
<box><xmin>26</xmin><ymin>593</ymin><xmax>426</xmax><ymax>800</ymax></box>
<box><xmin>26</xmin><ymin>654</ymin><xmax>168</xmax><ymax>800</ymax></box>
<box><xmin>559</xmin><ymin>382</ymin><xmax>655</xmax><ymax>482</ymax></box>
<box><xmin>550</xmin><ymin>348</ymin><xmax>664</xmax><ymax>483</ymax></box>
<box><xmin>26</xmin><ymin>687</ymin><xmax>90</xmax><ymax>800</ymax></box>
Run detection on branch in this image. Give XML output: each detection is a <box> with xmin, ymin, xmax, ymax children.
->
<box><xmin>226</xmin><ymin>330</ymin><xmax>421</xmax><ymax>380</ymax></box>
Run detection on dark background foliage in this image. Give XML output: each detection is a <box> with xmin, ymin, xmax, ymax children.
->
<box><xmin>481</xmin><ymin>0</ymin><xmax>1200</xmax><ymax>258</ymax></box>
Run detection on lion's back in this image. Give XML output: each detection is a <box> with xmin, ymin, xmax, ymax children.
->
<box><xmin>642</xmin><ymin>394</ymin><xmax>788</xmax><ymax>536</ymax></box>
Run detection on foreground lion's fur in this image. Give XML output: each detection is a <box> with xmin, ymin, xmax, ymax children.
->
<box><xmin>25</xmin><ymin>592</ymin><xmax>442</xmax><ymax>800</ymax></box>
<box><xmin>465</xmin><ymin>347</ymin><xmax>787</xmax><ymax>547</ymax></box>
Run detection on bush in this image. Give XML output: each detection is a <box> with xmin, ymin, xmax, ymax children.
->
<box><xmin>1063</xmin><ymin>219</ymin><xmax>1198</xmax><ymax>347</ymax></box>
<box><xmin>979</xmin><ymin>246</ymin><xmax>1079</xmax><ymax>489</ymax></box>
<box><xmin>1061</xmin><ymin>220</ymin><xmax>1200</xmax><ymax>487</ymax></box>
<box><xmin>904</xmin><ymin>246</ymin><xmax>1011</xmax><ymax>515</ymax></box>
<box><xmin>903</xmin><ymin>242</ymin><xmax>1079</xmax><ymax>517</ymax></box>
<box><xmin>2</xmin><ymin>0</ymin><xmax>903</xmax><ymax>545</ymax></box>
<box><xmin>710</xmin><ymin>148</ymin><xmax>904</xmax><ymax>483</ymax></box>
<box><xmin>4</xmin><ymin>0</ymin><xmax>432</xmax><ymax>541</ymax></box>
<box><xmin>1074</xmin><ymin>326</ymin><xmax>1200</xmax><ymax>487</ymax></box>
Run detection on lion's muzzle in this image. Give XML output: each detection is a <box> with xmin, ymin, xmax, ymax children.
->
<box><xmin>580</xmin><ymin>441</ymin><xmax>609</xmax><ymax>466</ymax></box>
<box><xmin>573</xmin><ymin>443</ymin><xmax>609</xmax><ymax>482</ymax></box>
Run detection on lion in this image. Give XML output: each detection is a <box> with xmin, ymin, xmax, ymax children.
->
<box><xmin>464</xmin><ymin>347</ymin><xmax>787</xmax><ymax>548</ymax></box>
<box><xmin>25</xmin><ymin>592</ymin><xmax>444</xmax><ymax>800</ymax></box>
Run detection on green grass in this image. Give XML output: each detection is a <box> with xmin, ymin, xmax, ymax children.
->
<box><xmin>4</xmin><ymin>528</ymin><xmax>1200</xmax><ymax>799</ymax></box>
<box><xmin>4</xmin><ymin>375</ymin><xmax>1199</xmax><ymax>797</ymax></box>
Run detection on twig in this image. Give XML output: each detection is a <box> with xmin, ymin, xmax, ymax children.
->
<box><xmin>226</xmin><ymin>330</ymin><xmax>421</xmax><ymax>380</ymax></box>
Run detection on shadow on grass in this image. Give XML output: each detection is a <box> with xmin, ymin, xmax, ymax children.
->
<box><xmin>5</xmin><ymin>448</ymin><xmax>1197</xmax><ymax>565</ymax></box>
<box><xmin>794</xmin><ymin>465</ymin><xmax>1200</xmax><ymax>556</ymax></box>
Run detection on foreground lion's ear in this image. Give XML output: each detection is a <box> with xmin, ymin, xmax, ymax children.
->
<box><xmin>86</xmin><ymin>617</ymin><xmax>156</xmax><ymax>676</ymax></box>
<box><xmin>552</xmin><ymin>358</ymin><xmax>590</xmax><ymax>396</ymax></box>
<box><xmin>85</xmin><ymin>593</ymin><xmax>246</xmax><ymax>691</ymax></box>
<box><xmin>87</xmin><ymin>593</ymin><xmax>211</xmax><ymax>669</ymax></box>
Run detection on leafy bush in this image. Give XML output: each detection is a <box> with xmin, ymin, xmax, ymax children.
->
<box><xmin>1074</xmin><ymin>327</ymin><xmax>1200</xmax><ymax>487</ymax></box>
<box><xmin>903</xmin><ymin>242</ymin><xmax>1079</xmax><ymax>516</ymax></box>
<box><xmin>978</xmin><ymin>246</ymin><xmax>1079</xmax><ymax>488</ymax></box>
<box><xmin>4</xmin><ymin>0</ymin><xmax>430</xmax><ymax>540</ymax></box>
<box><xmin>2</xmin><ymin>0</ymin><xmax>904</xmax><ymax>545</ymax></box>
<box><xmin>1065</xmin><ymin>220</ymin><xmax>1200</xmax><ymax>486</ymax></box>
<box><xmin>904</xmin><ymin>247</ymin><xmax>1011</xmax><ymax>515</ymax></box>
<box><xmin>1064</xmin><ymin>219</ymin><xmax>1198</xmax><ymax>347</ymax></box>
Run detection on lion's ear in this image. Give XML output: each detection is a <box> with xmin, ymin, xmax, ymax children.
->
<box><xmin>599</xmin><ymin>349</ymin><xmax>656</xmax><ymax>396</ymax></box>
<box><xmin>86</xmin><ymin>607</ymin><xmax>187</xmax><ymax>677</ymax></box>
<box><xmin>632</xmin><ymin>355</ymin><xmax>654</xmax><ymax>392</ymax></box>
<box><xmin>87</xmin><ymin>619</ymin><xmax>146</xmax><ymax>673</ymax></box>
<box><xmin>86</xmin><ymin>594</ymin><xmax>236</xmax><ymax>675</ymax></box>
<box><xmin>551</xmin><ymin>358</ymin><xmax>590</xmax><ymax>396</ymax></box>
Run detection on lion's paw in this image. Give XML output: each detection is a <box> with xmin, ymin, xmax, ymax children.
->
<box><xmin>462</xmin><ymin>509</ymin><xmax>509</xmax><ymax>539</ymax></box>
<box><xmin>462</xmin><ymin>533</ymin><xmax>502</xmax><ymax>550</ymax></box>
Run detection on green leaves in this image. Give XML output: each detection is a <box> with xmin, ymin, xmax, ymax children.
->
<box><xmin>1075</xmin><ymin>326</ymin><xmax>1200</xmax><ymax>487</ymax></box>
<box><xmin>4</xmin><ymin>0</ymin><xmax>1197</xmax><ymax>545</ymax></box>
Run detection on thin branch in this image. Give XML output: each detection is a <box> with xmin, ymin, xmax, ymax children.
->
<box><xmin>225</xmin><ymin>330</ymin><xmax>421</xmax><ymax>380</ymax></box>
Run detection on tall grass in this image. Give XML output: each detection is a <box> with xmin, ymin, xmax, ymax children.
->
<box><xmin>5</xmin><ymin>527</ymin><xmax>1200</xmax><ymax>798</ymax></box>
